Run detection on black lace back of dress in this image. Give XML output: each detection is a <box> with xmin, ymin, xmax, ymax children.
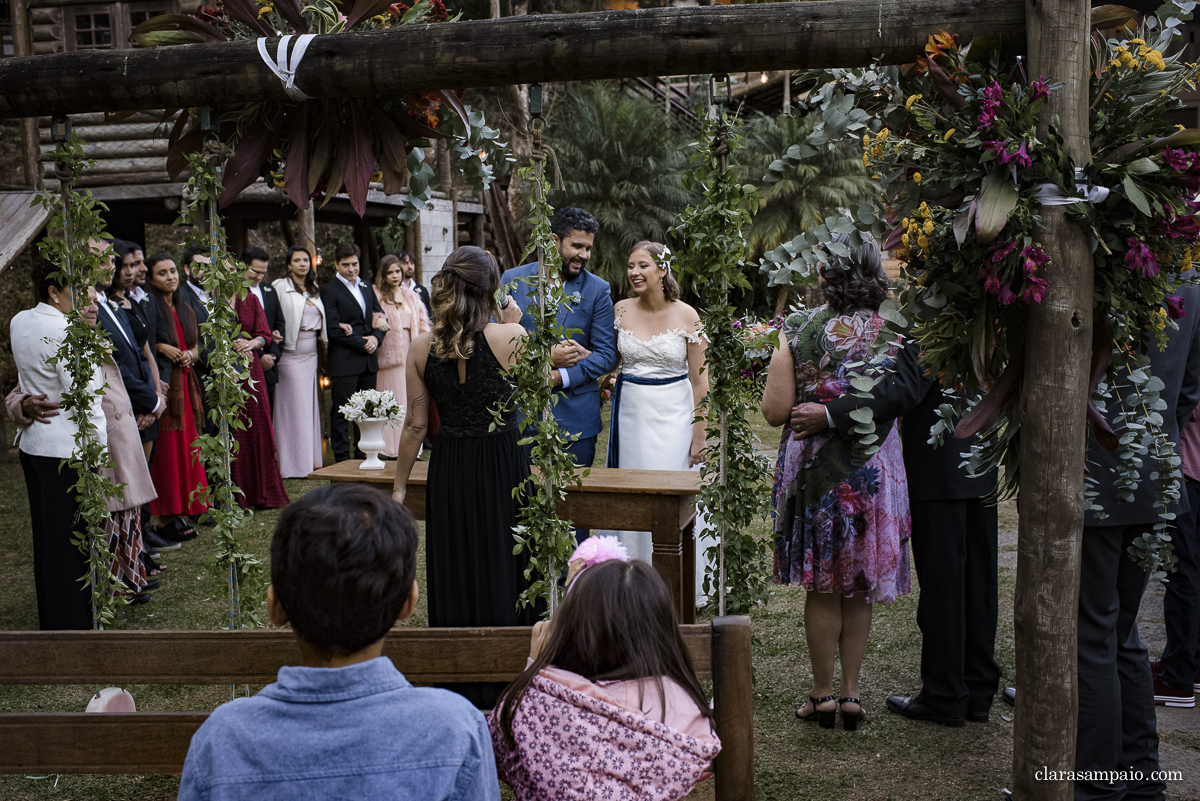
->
<box><xmin>424</xmin><ymin>330</ymin><xmax>518</xmax><ymax>437</ymax></box>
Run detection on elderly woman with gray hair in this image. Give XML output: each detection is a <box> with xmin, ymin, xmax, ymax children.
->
<box><xmin>760</xmin><ymin>234</ymin><xmax>912</xmax><ymax>732</ymax></box>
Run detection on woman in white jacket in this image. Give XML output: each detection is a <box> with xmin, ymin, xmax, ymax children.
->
<box><xmin>272</xmin><ymin>246</ymin><xmax>328</xmax><ymax>478</ymax></box>
<box><xmin>11</xmin><ymin>258</ymin><xmax>107</xmax><ymax>629</ymax></box>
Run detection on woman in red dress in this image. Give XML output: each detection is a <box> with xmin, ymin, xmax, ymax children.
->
<box><xmin>229</xmin><ymin>292</ymin><xmax>290</xmax><ymax>509</ymax></box>
<box><xmin>146</xmin><ymin>254</ymin><xmax>208</xmax><ymax>538</ymax></box>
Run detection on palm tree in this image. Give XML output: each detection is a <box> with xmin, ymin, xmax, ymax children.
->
<box><xmin>545</xmin><ymin>82</ymin><xmax>696</xmax><ymax>290</ymax></box>
<box><xmin>736</xmin><ymin>112</ymin><xmax>879</xmax><ymax>259</ymax></box>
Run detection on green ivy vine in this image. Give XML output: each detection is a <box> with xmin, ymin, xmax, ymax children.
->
<box><xmin>178</xmin><ymin>135</ymin><xmax>264</xmax><ymax>628</ymax></box>
<box><xmin>35</xmin><ymin>130</ymin><xmax>125</xmax><ymax>628</ymax></box>
<box><xmin>493</xmin><ymin>159</ymin><xmax>581</xmax><ymax>618</ymax></box>
<box><xmin>671</xmin><ymin>108</ymin><xmax>773</xmax><ymax>616</ymax></box>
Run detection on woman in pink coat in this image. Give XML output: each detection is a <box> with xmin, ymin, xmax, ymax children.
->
<box><xmin>373</xmin><ymin>254</ymin><xmax>431</xmax><ymax>458</ymax></box>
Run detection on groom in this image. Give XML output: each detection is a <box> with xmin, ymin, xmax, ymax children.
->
<box><xmin>501</xmin><ymin>207</ymin><xmax>618</xmax><ymax>469</ymax></box>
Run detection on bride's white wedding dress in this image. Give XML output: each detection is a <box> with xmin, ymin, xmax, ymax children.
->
<box><xmin>602</xmin><ymin>321</ymin><xmax>715</xmax><ymax>607</ymax></box>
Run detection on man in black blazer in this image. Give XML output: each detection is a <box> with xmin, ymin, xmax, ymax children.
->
<box><xmin>241</xmin><ymin>247</ymin><xmax>285</xmax><ymax>410</ymax></box>
<box><xmin>320</xmin><ymin>242</ymin><xmax>387</xmax><ymax>462</ymax></box>
<box><xmin>399</xmin><ymin>249</ymin><xmax>433</xmax><ymax>319</ymax></box>
<box><xmin>179</xmin><ymin>244</ymin><xmax>214</xmax><ymax>437</ymax></box>
<box><xmin>95</xmin><ymin>244</ymin><xmax>163</xmax><ymax>422</ymax></box>
<box><xmin>1067</xmin><ymin>285</ymin><xmax>1200</xmax><ymax>801</ymax></box>
<box><xmin>791</xmin><ymin>341</ymin><xmax>1000</xmax><ymax>727</ymax></box>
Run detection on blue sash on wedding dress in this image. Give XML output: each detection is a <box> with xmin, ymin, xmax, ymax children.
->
<box><xmin>606</xmin><ymin>372</ymin><xmax>689</xmax><ymax>469</ymax></box>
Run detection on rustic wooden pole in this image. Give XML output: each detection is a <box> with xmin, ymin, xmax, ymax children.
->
<box><xmin>1013</xmin><ymin>0</ymin><xmax>1092</xmax><ymax>798</ymax></box>
<box><xmin>0</xmin><ymin>0</ymin><xmax>1026</xmax><ymax>119</ymax></box>
<box><xmin>8</xmin><ymin>0</ymin><xmax>39</xmax><ymax>187</ymax></box>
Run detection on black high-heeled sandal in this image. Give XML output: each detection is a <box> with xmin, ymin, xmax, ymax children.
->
<box><xmin>796</xmin><ymin>695</ymin><xmax>838</xmax><ymax>727</ymax></box>
<box><xmin>839</xmin><ymin>697</ymin><xmax>864</xmax><ymax>731</ymax></box>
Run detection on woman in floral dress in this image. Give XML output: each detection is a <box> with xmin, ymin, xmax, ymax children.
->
<box><xmin>761</xmin><ymin>234</ymin><xmax>911</xmax><ymax>731</ymax></box>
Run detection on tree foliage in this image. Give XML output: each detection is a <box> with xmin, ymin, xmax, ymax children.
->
<box><xmin>735</xmin><ymin>112</ymin><xmax>879</xmax><ymax>259</ymax></box>
<box><xmin>546</xmin><ymin>82</ymin><xmax>695</xmax><ymax>289</ymax></box>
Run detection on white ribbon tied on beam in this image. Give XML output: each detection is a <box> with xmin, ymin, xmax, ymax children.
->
<box><xmin>1033</xmin><ymin>167</ymin><xmax>1110</xmax><ymax>206</ymax></box>
<box><xmin>256</xmin><ymin>34</ymin><xmax>317</xmax><ymax>103</ymax></box>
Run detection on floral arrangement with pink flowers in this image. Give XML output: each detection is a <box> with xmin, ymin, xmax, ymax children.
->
<box><xmin>733</xmin><ymin>314</ymin><xmax>784</xmax><ymax>388</ymax></box>
<box><xmin>763</xmin><ymin>4</ymin><xmax>1200</xmax><ymax>576</ymax></box>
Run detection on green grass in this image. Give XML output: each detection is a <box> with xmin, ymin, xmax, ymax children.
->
<box><xmin>0</xmin><ymin>411</ymin><xmax>1024</xmax><ymax>800</ymax></box>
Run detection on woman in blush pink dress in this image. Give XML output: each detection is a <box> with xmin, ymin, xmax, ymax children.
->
<box><xmin>373</xmin><ymin>254</ymin><xmax>431</xmax><ymax>458</ymax></box>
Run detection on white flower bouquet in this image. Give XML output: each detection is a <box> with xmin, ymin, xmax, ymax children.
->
<box><xmin>339</xmin><ymin>389</ymin><xmax>405</xmax><ymax>428</ymax></box>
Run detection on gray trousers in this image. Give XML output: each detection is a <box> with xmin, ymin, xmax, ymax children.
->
<box><xmin>1076</xmin><ymin>525</ymin><xmax>1163</xmax><ymax>801</ymax></box>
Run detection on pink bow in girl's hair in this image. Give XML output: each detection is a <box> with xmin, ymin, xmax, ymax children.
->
<box><xmin>565</xmin><ymin>535</ymin><xmax>629</xmax><ymax>588</ymax></box>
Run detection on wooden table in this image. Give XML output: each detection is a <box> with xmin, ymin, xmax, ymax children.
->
<box><xmin>309</xmin><ymin>462</ymin><xmax>704</xmax><ymax>622</ymax></box>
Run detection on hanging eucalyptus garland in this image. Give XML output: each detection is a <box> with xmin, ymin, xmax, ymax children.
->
<box><xmin>671</xmin><ymin>107</ymin><xmax>773</xmax><ymax>615</ymax></box>
<box><xmin>493</xmin><ymin>133</ymin><xmax>581</xmax><ymax>617</ymax></box>
<box><xmin>35</xmin><ymin>127</ymin><xmax>126</xmax><ymax>628</ymax></box>
<box><xmin>178</xmin><ymin>127</ymin><xmax>264</xmax><ymax>628</ymax></box>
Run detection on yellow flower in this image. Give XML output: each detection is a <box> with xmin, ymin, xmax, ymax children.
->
<box><xmin>918</xmin><ymin>201</ymin><xmax>930</xmax><ymax>217</ymax></box>
<box><xmin>917</xmin><ymin>234</ymin><xmax>930</xmax><ymax>250</ymax></box>
<box><xmin>862</xmin><ymin>133</ymin><xmax>871</xmax><ymax>146</ymax></box>
<box><xmin>257</xmin><ymin>4</ymin><xmax>274</xmax><ymax>16</ymax></box>
<box><xmin>913</xmin><ymin>172</ymin><xmax>922</xmax><ymax>184</ymax></box>
<box><xmin>1146</xmin><ymin>51</ymin><xmax>1166</xmax><ymax>71</ymax></box>
<box><xmin>1110</xmin><ymin>59</ymin><xmax>1122</xmax><ymax>68</ymax></box>
<box><xmin>862</xmin><ymin>152</ymin><xmax>871</xmax><ymax>167</ymax></box>
<box><xmin>943</xmin><ymin>128</ymin><xmax>956</xmax><ymax>141</ymax></box>
<box><xmin>905</xmin><ymin>94</ymin><xmax>923</xmax><ymax>111</ymax></box>
<box><xmin>879</xmin><ymin>128</ymin><xmax>889</xmax><ymax>140</ymax></box>
<box><xmin>1127</xmin><ymin>38</ymin><xmax>1144</xmax><ymax>46</ymax></box>
<box><xmin>1178</xmin><ymin>124</ymin><xmax>1187</xmax><ymax>131</ymax></box>
<box><xmin>372</xmin><ymin>169</ymin><xmax>383</xmax><ymax>183</ymax></box>
<box><xmin>902</xmin><ymin>232</ymin><xmax>910</xmax><ymax>246</ymax></box>
<box><xmin>923</xmin><ymin>219</ymin><xmax>934</xmax><ymax>235</ymax></box>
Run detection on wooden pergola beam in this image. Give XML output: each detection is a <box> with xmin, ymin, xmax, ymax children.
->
<box><xmin>0</xmin><ymin>0</ymin><xmax>1026</xmax><ymax>119</ymax></box>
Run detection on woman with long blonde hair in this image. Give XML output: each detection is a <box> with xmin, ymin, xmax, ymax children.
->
<box><xmin>392</xmin><ymin>246</ymin><xmax>528</xmax><ymax>708</ymax></box>
<box><xmin>373</xmin><ymin>254</ymin><xmax>431</xmax><ymax>457</ymax></box>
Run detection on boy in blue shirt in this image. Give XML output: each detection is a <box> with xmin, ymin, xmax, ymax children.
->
<box><xmin>179</xmin><ymin>484</ymin><xmax>501</xmax><ymax>801</ymax></box>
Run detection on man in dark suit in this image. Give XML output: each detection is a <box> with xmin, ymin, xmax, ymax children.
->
<box><xmin>1068</xmin><ymin>285</ymin><xmax>1200</xmax><ymax>801</ymax></box>
<box><xmin>320</xmin><ymin>242</ymin><xmax>387</xmax><ymax>462</ymax></box>
<box><xmin>791</xmin><ymin>341</ymin><xmax>1000</xmax><ymax>727</ymax></box>
<box><xmin>399</xmin><ymin>250</ymin><xmax>433</xmax><ymax>319</ymax></box>
<box><xmin>95</xmin><ymin>242</ymin><xmax>163</xmax><ymax>423</ymax></box>
<box><xmin>178</xmin><ymin>244</ymin><xmax>213</xmax><ymax>436</ymax></box>
<box><xmin>241</xmin><ymin>247</ymin><xmax>285</xmax><ymax>409</ymax></box>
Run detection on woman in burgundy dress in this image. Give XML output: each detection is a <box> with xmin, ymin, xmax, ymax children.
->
<box><xmin>146</xmin><ymin>254</ymin><xmax>209</xmax><ymax>537</ymax></box>
<box><xmin>230</xmin><ymin>292</ymin><xmax>290</xmax><ymax>509</ymax></box>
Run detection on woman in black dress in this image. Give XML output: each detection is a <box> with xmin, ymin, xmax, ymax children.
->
<box><xmin>392</xmin><ymin>246</ymin><xmax>530</xmax><ymax>706</ymax></box>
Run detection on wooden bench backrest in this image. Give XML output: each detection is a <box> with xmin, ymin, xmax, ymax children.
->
<box><xmin>0</xmin><ymin>618</ymin><xmax>753</xmax><ymax>800</ymax></box>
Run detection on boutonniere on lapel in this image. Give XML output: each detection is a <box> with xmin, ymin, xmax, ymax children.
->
<box><xmin>567</xmin><ymin>291</ymin><xmax>582</xmax><ymax>307</ymax></box>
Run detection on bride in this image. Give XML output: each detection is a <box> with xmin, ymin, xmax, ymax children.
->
<box><xmin>602</xmin><ymin>241</ymin><xmax>714</xmax><ymax>606</ymax></box>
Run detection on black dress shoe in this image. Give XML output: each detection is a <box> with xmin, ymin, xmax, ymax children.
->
<box><xmin>128</xmin><ymin>592</ymin><xmax>151</xmax><ymax>605</ymax></box>
<box><xmin>141</xmin><ymin>578</ymin><xmax>161</xmax><ymax>592</ymax></box>
<box><xmin>1002</xmin><ymin>687</ymin><xmax>1016</xmax><ymax>707</ymax></box>
<box><xmin>886</xmin><ymin>694</ymin><xmax>965</xmax><ymax>728</ymax></box>
<box><xmin>144</xmin><ymin>528</ymin><xmax>182</xmax><ymax>551</ymax></box>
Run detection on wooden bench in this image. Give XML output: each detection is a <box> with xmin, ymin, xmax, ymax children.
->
<box><xmin>0</xmin><ymin>617</ymin><xmax>753</xmax><ymax>799</ymax></box>
<box><xmin>311</xmin><ymin>461</ymin><xmax>706</xmax><ymax>623</ymax></box>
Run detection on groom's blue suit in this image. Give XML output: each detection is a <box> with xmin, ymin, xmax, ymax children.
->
<box><xmin>501</xmin><ymin>261</ymin><xmax>618</xmax><ymax>466</ymax></box>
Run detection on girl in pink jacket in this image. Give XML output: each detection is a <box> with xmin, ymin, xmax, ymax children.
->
<box><xmin>490</xmin><ymin>539</ymin><xmax>721</xmax><ymax>801</ymax></box>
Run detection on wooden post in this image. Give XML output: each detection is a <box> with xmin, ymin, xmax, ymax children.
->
<box><xmin>9</xmin><ymin>0</ymin><xmax>39</xmax><ymax>187</ymax></box>
<box><xmin>782</xmin><ymin>73</ymin><xmax>791</xmax><ymax>114</ymax></box>
<box><xmin>0</xmin><ymin>0</ymin><xmax>1028</xmax><ymax>118</ymax></box>
<box><xmin>711</xmin><ymin>616</ymin><xmax>753</xmax><ymax>801</ymax></box>
<box><xmin>295</xmin><ymin>205</ymin><xmax>316</xmax><ymax>261</ymax></box>
<box><xmin>471</xmin><ymin>213</ymin><xmax>485</xmax><ymax>248</ymax></box>
<box><xmin>1013</xmin><ymin>1</ymin><xmax>1092</xmax><ymax>798</ymax></box>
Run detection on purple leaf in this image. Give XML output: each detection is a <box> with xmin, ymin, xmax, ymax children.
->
<box><xmin>925</xmin><ymin>58</ymin><xmax>968</xmax><ymax>111</ymax></box>
<box><xmin>273</xmin><ymin>0</ymin><xmax>309</xmax><ymax>33</ymax></box>
<box><xmin>130</xmin><ymin>13</ymin><xmax>229</xmax><ymax>46</ymax></box>
<box><xmin>307</xmin><ymin>105</ymin><xmax>338</xmax><ymax>196</ymax></box>
<box><xmin>435</xmin><ymin>89</ymin><xmax>470</xmax><ymax>128</ymax></box>
<box><xmin>219</xmin><ymin>107</ymin><xmax>286</xmax><ymax>208</ymax></box>
<box><xmin>344</xmin><ymin>0</ymin><xmax>394</xmax><ymax>29</ymax></box>
<box><xmin>284</xmin><ymin>101</ymin><xmax>312</xmax><ymax>209</ymax></box>
<box><xmin>955</xmin><ymin>340</ymin><xmax>1025</xmax><ymax>439</ymax></box>
<box><xmin>222</xmin><ymin>0</ymin><xmax>272</xmax><ymax>37</ymax></box>
<box><xmin>343</xmin><ymin>101</ymin><xmax>374</xmax><ymax>217</ymax></box>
